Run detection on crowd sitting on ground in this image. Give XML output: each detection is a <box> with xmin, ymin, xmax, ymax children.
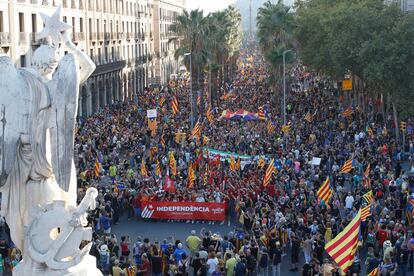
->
<box><xmin>15</xmin><ymin>45</ymin><xmax>401</xmax><ymax>275</ymax></box>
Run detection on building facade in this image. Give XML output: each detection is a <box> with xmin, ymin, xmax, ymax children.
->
<box><xmin>0</xmin><ymin>0</ymin><xmax>185</xmax><ymax>117</ymax></box>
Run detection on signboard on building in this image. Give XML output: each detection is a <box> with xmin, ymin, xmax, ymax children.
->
<box><xmin>342</xmin><ymin>79</ymin><xmax>353</xmax><ymax>91</ymax></box>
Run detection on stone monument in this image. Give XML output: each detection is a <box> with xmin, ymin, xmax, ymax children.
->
<box><xmin>0</xmin><ymin>6</ymin><xmax>102</xmax><ymax>276</ymax></box>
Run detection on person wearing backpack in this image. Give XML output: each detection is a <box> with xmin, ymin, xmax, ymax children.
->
<box><xmin>234</xmin><ymin>257</ymin><xmax>247</xmax><ymax>276</ymax></box>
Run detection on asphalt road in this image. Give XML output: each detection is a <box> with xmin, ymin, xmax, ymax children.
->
<box><xmin>112</xmin><ymin>216</ymin><xmax>305</xmax><ymax>275</ymax></box>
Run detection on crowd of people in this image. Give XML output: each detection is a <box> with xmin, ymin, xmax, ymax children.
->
<box><xmin>0</xmin><ymin>43</ymin><xmax>405</xmax><ymax>276</ymax></box>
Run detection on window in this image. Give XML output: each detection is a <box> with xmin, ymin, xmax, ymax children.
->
<box><xmin>80</xmin><ymin>18</ymin><xmax>84</xmax><ymax>32</ymax></box>
<box><xmin>20</xmin><ymin>55</ymin><xmax>26</xmax><ymax>67</ymax></box>
<box><xmin>0</xmin><ymin>11</ymin><xmax>3</xmax><ymax>32</ymax></box>
<box><xmin>31</xmin><ymin>14</ymin><xmax>37</xmax><ymax>33</ymax></box>
<box><xmin>63</xmin><ymin>16</ymin><xmax>67</xmax><ymax>23</ymax></box>
<box><xmin>72</xmin><ymin>17</ymin><xmax>75</xmax><ymax>34</ymax></box>
<box><xmin>18</xmin><ymin>13</ymin><xmax>24</xmax><ymax>32</ymax></box>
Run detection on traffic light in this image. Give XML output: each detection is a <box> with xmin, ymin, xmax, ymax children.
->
<box><xmin>400</xmin><ymin>121</ymin><xmax>406</xmax><ymax>132</ymax></box>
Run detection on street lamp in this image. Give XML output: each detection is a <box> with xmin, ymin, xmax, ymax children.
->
<box><xmin>283</xmin><ymin>49</ymin><xmax>293</xmax><ymax>126</ymax></box>
<box><xmin>184</xmin><ymin>52</ymin><xmax>194</xmax><ymax>129</ymax></box>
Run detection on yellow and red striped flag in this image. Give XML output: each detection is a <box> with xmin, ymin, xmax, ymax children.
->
<box><xmin>235</xmin><ymin>157</ymin><xmax>241</xmax><ymax>171</ymax></box>
<box><xmin>192</xmin><ymin>120</ymin><xmax>202</xmax><ymax>140</ymax></box>
<box><xmin>361</xmin><ymin>204</ymin><xmax>372</xmax><ymax>221</ymax></box>
<box><xmin>304</xmin><ymin>112</ymin><xmax>313</xmax><ymax>123</ymax></box>
<box><xmin>263</xmin><ymin>159</ymin><xmax>275</xmax><ymax>187</ymax></box>
<box><xmin>197</xmin><ymin>96</ymin><xmax>201</xmax><ymax>106</ymax></box>
<box><xmin>150</xmin><ymin>146</ymin><xmax>158</xmax><ymax>161</ymax></box>
<box><xmin>340</xmin><ymin>158</ymin><xmax>353</xmax><ymax>173</ymax></box>
<box><xmin>140</xmin><ymin>159</ymin><xmax>148</xmax><ymax>177</ymax></box>
<box><xmin>202</xmin><ymin>135</ymin><xmax>209</xmax><ymax>145</ymax></box>
<box><xmin>267</xmin><ymin>120</ymin><xmax>275</xmax><ymax>134</ymax></box>
<box><xmin>203</xmin><ymin>165</ymin><xmax>209</xmax><ymax>185</ymax></box>
<box><xmin>171</xmin><ymin>96</ymin><xmax>179</xmax><ymax>115</ymax></box>
<box><xmin>363</xmin><ymin>164</ymin><xmax>371</xmax><ymax>187</ymax></box>
<box><xmin>159</xmin><ymin>96</ymin><xmax>166</xmax><ymax>106</ymax></box>
<box><xmin>94</xmin><ymin>157</ymin><xmax>101</xmax><ymax>177</ymax></box>
<box><xmin>281</xmin><ymin>122</ymin><xmax>291</xmax><ymax>134</ymax></box>
<box><xmin>257</xmin><ymin>157</ymin><xmax>266</xmax><ymax>169</ymax></box>
<box><xmin>317</xmin><ymin>177</ymin><xmax>333</xmax><ymax>204</ymax></box>
<box><xmin>258</xmin><ymin>106</ymin><xmax>266</xmax><ymax>120</ymax></box>
<box><xmin>325</xmin><ymin>209</ymin><xmax>362</xmax><ymax>274</ymax></box>
<box><xmin>187</xmin><ymin>162</ymin><xmax>195</xmax><ymax>188</ymax></box>
<box><xmin>169</xmin><ymin>152</ymin><xmax>177</xmax><ymax>176</ymax></box>
<box><xmin>367</xmin><ymin>267</ymin><xmax>379</xmax><ymax>276</ymax></box>
<box><xmin>363</xmin><ymin>191</ymin><xmax>375</xmax><ymax>204</ymax></box>
<box><xmin>408</xmin><ymin>196</ymin><xmax>414</xmax><ymax>217</ymax></box>
<box><xmin>342</xmin><ymin>106</ymin><xmax>353</xmax><ymax>117</ymax></box>
<box><xmin>156</xmin><ymin>160</ymin><xmax>162</xmax><ymax>177</ymax></box>
<box><xmin>148</xmin><ymin>118</ymin><xmax>157</xmax><ymax>136</ymax></box>
<box><xmin>160</xmin><ymin>133</ymin><xmax>166</xmax><ymax>148</ymax></box>
<box><xmin>206</xmin><ymin>106</ymin><xmax>214</xmax><ymax>124</ymax></box>
<box><xmin>229</xmin><ymin>156</ymin><xmax>236</xmax><ymax>171</ymax></box>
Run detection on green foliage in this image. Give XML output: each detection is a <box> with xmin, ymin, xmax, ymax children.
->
<box><xmin>294</xmin><ymin>0</ymin><xmax>414</xmax><ymax>116</ymax></box>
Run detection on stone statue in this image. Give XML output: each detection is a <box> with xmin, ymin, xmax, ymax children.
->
<box><xmin>0</xmin><ymin>6</ymin><xmax>102</xmax><ymax>275</ymax></box>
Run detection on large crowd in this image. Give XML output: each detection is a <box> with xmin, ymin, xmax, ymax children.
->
<box><xmin>0</xmin><ymin>45</ymin><xmax>413</xmax><ymax>276</ymax></box>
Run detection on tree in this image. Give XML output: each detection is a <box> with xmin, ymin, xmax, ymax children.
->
<box><xmin>256</xmin><ymin>0</ymin><xmax>295</xmax><ymax>105</ymax></box>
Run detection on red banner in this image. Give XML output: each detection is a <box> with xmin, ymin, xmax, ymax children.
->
<box><xmin>141</xmin><ymin>201</ymin><xmax>226</xmax><ymax>221</ymax></box>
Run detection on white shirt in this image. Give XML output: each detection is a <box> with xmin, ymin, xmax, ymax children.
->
<box><xmin>207</xmin><ymin>258</ymin><xmax>218</xmax><ymax>273</ymax></box>
<box><xmin>345</xmin><ymin>195</ymin><xmax>354</xmax><ymax>209</ymax></box>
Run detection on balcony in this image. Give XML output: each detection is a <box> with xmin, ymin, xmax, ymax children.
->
<box><xmin>0</xmin><ymin>33</ymin><xmax>11</xmax><ymax>46</ymax></box>
<box><xmin>42</xmin><ymin>0</ymin><xmax>49</xmax><ymax>5</ymax></box>
<box><xmin>89</xmin><ymin>32</ymin><xmax>97</xmax><ymax>40</ymax></box>
<box><xmin>141</xmin><ymin>33</ymin><xmax>146</xmax><ymax>40</ymax></box>
<box><xmin>31</xmin><ymin>0</ymin><xmax>38</xmax><ymax>4</ymax></box>
<box><xmin>30</xmin><ymin>32</ymin><xmax>41</xmax><ymax>45</ymax></box>
<box><xmin>19</xmin><ymin>32</ymin><xmax>28</xmax><ymax>45</ymax></box>
<box><xmin>91</xmin><ymin>60</ymin><xmax>127</xmax><ymax>77</ymax></box>
<box><xmin>117</xmin><ymin>33</ymin><xmax>125</xmax><ymax>40</ymax></box>
<box><xmin>71</xmin><ymin>0</ymin><xmax>76</xmax><ymax>8</ymax></box>
<box><xmin>97</xmin><ymin>32</ymin><xmax>103</xmax><ymax>41</ymax></box>
<box><xmin>104</xmin><ymin>32</ymin><xmax>110</xmax><ymax>41</ymax></box>
<box><xmin>62</xmin><ymin>0</ymin><xmax>67</xmax><ymax>7</ymax></box>
<box><xmin>73</xmin><ymin>32</ymin><xmax>85</xmax><ymax>42</ymax></box>
<box><xmin>128</xmin><ymin>32</ymin><xmax>134</xmax><ymax>40</ymax></box>
<box><xmin>79</xmin><ymin>0</ymin><xmax>84</xmax><ymax>9</ymax></box>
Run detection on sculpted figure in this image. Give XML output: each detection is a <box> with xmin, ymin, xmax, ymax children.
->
<box><xmin>0</xmin><ymin>7</ymin><xmax>101</xmax><ymax>275</ymax></box>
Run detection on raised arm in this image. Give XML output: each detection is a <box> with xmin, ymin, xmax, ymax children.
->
<box><xmin>62</xmin><ymin>31</ymin><xmax>95</xmax><ymax>84</ymax></box>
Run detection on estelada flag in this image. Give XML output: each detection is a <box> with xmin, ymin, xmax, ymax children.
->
<box><xmin>171</xmin><ymin>95</ymin><xmax>179</xmax><ymax>115</ymax></box>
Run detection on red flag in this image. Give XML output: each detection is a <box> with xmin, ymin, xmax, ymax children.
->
<box><xmin>164</xmin><ymin>175</ymin><xmax>175</xmax><ymax>193</ymax></box>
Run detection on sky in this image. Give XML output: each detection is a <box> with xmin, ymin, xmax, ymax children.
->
<box><xmin>186</xmin><ymin>0</ymin><xmax>295</xmax><ymax>14</ymax></box>
<box><xmin>186</xmin><ymin>0</ymin><xmax>236</xmax><ymax>14</ymax></box>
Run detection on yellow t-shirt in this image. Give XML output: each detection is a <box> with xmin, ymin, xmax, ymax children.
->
<box><xmin>186</xmin><ymin>235</ymin><xmax>201</xmax><ymax>251</ymax></box>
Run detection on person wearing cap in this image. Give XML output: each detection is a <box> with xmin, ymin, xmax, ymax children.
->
<box><xmin>173</xmin><ymin>243</ymin><xmax>187</xmax><ymax>265</ymax></box>
<box><xmin>98</xmin><ymin>244</ymin><xmax>110</xmax><ymax>274</ymax></box>
<box><xmin>186</xmin><ymin>230</ymin><xmax>202</xmax><ymax>257</ymax></box>
<box><xmin>112</xmin><ymin>259</ymin><xmax>125</xmax><ymax>276</ymax></box>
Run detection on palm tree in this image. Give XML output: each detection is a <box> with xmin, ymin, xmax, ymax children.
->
<box><xmin>170</xmin><ymin>10</ymin><xmax>208</xmax><ymax>120</ymax></box>
<box><xmin>256</xmin><ymin>0</ymin><xmax>295</xmax><ymax>101</ymax></box>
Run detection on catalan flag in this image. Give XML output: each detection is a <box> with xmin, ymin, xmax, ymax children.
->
<box><xmin>281</xmin><ymin>122</ymin><xmax>291</xmax><ymax>134</ymax></box>
<box><xmin>360</xmin><ymin>204</ymin><xmax>372</xmax><ymax>221</ymax></box>
<box><xmin>258</xmin><ymin>106</ymin><xmax>266</xmax><ymax>120</ymax></box>
<box><xmin>159</xmin><ymin>96</ymin><xmax>166</xmax><ymax>106</ymax></box>
<box><xmin>188</xmin><ymin>162</ymin><xmax>195</xmax><ymax>188</ymax></box>
<box><xmin>197</xmin><ymin>96</ymin><xmax>201</xmax><ymax>107</ymax></box>
<box><xmin>362</xmin><ymin>191</ymin><xmax>375</xmax><ymax>204</ymax></box>
<box><xmin>367</xmin><ymin>267</ymin><xmax>379</xmax><ymax>276</ymax></box>
<box><xmin>363</xmin><ymin>164</ymin><xmax>371</xmax><ymax>187</ymax></box>
<box><xmin>160</xmin><ymin>133</ymin><xmax>166</xmax><ymax>148</ymax></box>
<box><xmin>156</xmin><ymin>160</ymin><xmax>162</xmax><ymax>177</ymax></box>
<box><xmin>206</xmin><ymin>106</ymin><xmax>214</xmax><ymax>124</ymax></box>
<box><xmin>202</xmin><ymin>135</ymin><xmax>210</xmax><ymax>145</ymax></box>
<box><xmin>340</xmin><ymin>158</ymin><xmax>353</xmax><ymax>173</ymax></box>
<box><xmin>235</xmin><ymin>157</ymin><xmax>241</xmax><ymax>171</ymax></box>
<box><xmin>113</xmin><ymin>178</ymin><xmax>119</xmax><ymax>194</ymax></box>
<box><xmin>150</xmin><ymin>146</ymin><xmax>158</xmax><ymax>160</ymax></box>
<box><xmin>140</xmin><ymin>159</ymin><xmax>149</xmax><ymax>177</ymax></box>
<box><xmin>325</xmin><ymin>210</ymin><xmax>362</xmax><ymax>274</ymax></box>
<box><xmin>304</xmin><ymin>112</ymin><xmax>313</xmax><ymax>123</ymax></box>
<box><xmin>171</xmin><ymin>95</ymin><xmax>179</xmax><ymax>115</ymax></box>
<box><xmin>342</xmin><ymin>106</ymin><xmax>353</xmax><ymax>117</ymax></box>
<box><xmin>367</xmin><ymin>127</ymin><xmax>373</xmax><ymax>137</ymax></box>
<box><xmin>203</xmin><ymin>165</ymin><xmax>209</xmax><ymax>185</ymax></box>
<box><xmin>263</xmin><ymin>159</ymin><xmax>275</xmax><ymax>187</ymax></box>
<box><xmin>267</xmin><ymin>120</ymin><xmax>275</xmax><ymax>134</ymax></box>
<box><xmin>408</xmin><ymin>196</ymin><xmax>414</xmax><ymax>217</ymax></box>
<box><xmin>257</xmin><ymin>157</ymin><xmax>266</xmax><ymax>169</ymax></box>
<box><xmin>317</xmin><ymin>177</ymin><xmax>333</xmax><ymax>204</ymax></box>
<box><xmin>169</xmin><ymin>152</ymin><xmax>177</xmax><ymax>176</ymax></box>
<box><xmin>229</xmin><ymin>156</ymin><xmax>236</xmax><ymax>171</ymax></box>
<box><xmin>192</xmin><ymin>120</ymin><xmax>202</xmax><ymax>140</ymax></box>
<box><xmin>148</xmin><ymin>118</ymin><xmax>157</xmax><ymax>136</ymax></box>
<box><xmin>94</xmin><ymin>156</ymin><xmax>101</xmax><ymax>177</ymax></box>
